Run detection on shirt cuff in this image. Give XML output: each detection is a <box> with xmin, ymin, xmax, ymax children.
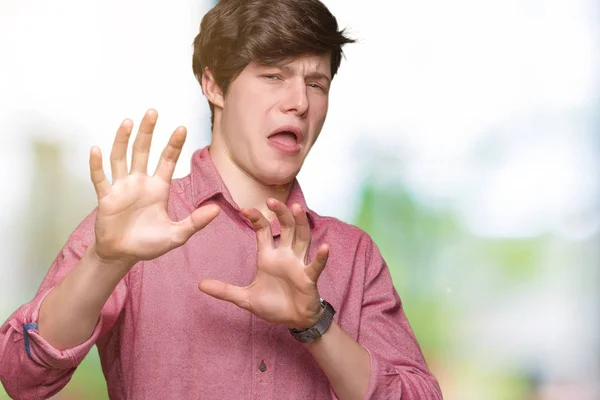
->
<box><xmin>9</xmin><ymin>289</ymin><xmax>104</xmax><ymax>370</ymax></box>
<box><xmin>362</xmin><ymin>347</ymin><xmax>398</xmax><ymax>400</ymax></box>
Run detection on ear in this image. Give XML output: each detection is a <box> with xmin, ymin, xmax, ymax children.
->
<box><xmin>201</xmin><ymin>67</ymin><xmax>224</xmax><ymax>109</ymax></box>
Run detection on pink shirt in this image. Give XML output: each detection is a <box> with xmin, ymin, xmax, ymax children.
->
<box><xmin>1</xmin><ymin>147</ymin><xmax>442</xmax><ymax>399</ymax></box>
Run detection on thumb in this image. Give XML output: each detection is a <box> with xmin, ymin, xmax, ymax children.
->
<box><xmin>172</xmin><ymin>204</ymin><xmax>220</xmax><ymax>246</ymax></box>
<box><xmin>198</xmin><ymin>279</ymin><xmax>249</xmax><ymax>310</ymax></box>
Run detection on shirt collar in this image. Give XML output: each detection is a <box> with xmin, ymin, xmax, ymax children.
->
<box><xmin>189</xmin><ymin>146</ymin><xmax>317</xmax><ymax>236</ymax></box>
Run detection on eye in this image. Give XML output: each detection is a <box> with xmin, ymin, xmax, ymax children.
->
<box><xmin>308</xmin><ymin>83</ymin><xmax>327</xmax><ymax>92</ymax></box>
<box><xmin>264</xmin><ymin>74</ymin><xmax>282</xmax><ymax>81</ymax></box>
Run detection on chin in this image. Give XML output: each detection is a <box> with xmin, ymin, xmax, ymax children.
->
<box><xmin>255</xmin><ymin>167</ymin><xmax>299</xmax><ymax>186</ymax></box>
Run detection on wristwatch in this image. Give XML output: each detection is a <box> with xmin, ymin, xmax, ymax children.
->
<box><xmin>289</xmin><ymin>299</ymin><xmax>336</xmax><ymax>343</ymax></box>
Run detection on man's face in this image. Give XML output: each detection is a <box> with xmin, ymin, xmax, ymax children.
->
<box><xmin>217</xmin><ymin>54</ymin><xmax>331</xmax><ymax>186</ymax></box>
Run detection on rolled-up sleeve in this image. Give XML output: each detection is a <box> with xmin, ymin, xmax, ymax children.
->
<box><xmin>0</xmin><ymin>211</ymin><xmax>127</xmax><ymax>399</ymax></box>
<box><xmin>357</xmin><ymin>236</ymin><xmax>443</xmax><ymax>400</ymax></box>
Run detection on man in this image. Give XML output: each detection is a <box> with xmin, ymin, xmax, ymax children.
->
<box><xmin>0</xmin><ymin>0</ymin><xmax>442</xmax><ymax>399</ymax></box>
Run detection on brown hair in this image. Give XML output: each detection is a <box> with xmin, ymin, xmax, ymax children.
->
<box><xmin>192</xmin><ymin>0</ymin><xmax>355</xmax><ymax>126</ymax></box>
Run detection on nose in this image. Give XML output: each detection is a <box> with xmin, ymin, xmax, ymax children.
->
<box><xmin>281</xmin><ymin>80</ymin><xmax>309</xmax><ymax>117</ymax></box>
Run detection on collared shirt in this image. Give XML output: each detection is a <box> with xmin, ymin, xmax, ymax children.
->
<box><xmin>0</xmin><ymin>146</ymin><xmax>442</xmax><ymax>399</ymax></box>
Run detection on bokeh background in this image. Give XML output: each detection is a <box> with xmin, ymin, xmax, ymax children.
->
<box><xmin>1</xmin><ymin>0</ymin><xmax>598</xmax><ymax>399</ymax></box>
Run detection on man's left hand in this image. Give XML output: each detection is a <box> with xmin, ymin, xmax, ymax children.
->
<box><xmin>198</xmin><ymin>198</ymin><xmax>329</xmax><ymax>330</ymax></box>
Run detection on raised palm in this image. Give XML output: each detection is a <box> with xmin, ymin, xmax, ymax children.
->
<box><xmin>89</xmin><ymin>109</ymin><xmax>220</xmax><ymax>265</ymax></box>
<box><xmin>199</xmin><ymin>199</ymin><xmax>330</xmax><ymax>330</ymax></box>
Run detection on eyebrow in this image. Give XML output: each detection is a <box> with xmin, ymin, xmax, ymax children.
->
<box><xmin>276</xmin><ymin>64</ymin><xmax>331</xmax><ymax>84</ymax></box>
<box><xmin>306</xmin><ymin>72</ymin><xmax>331</xmax><ymax>84</ymax></box>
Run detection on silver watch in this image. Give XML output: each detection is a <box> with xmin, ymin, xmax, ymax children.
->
<box><xmin>289</xmin><ymin>299</ymin><xmax>336</xmax><ymax>343</ymax></box>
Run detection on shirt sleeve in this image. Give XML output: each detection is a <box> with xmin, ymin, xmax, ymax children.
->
<box><xmin>357</xmin><ymin>234</ymin><xmax>443</xmax><ymax>400</ymax></box>
<box><xmin>0</xmin><ymin>210</ymin><xmax>128</xmax><ymax>399</ymax></box>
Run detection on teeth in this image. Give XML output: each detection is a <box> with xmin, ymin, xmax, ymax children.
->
<box><xmin>269</xmin><ymin>130</ymin><xmax>299</xmax><ymax>141</ymax></box>
<box><xmin>273</xmin><ymin>131</ymin><xmax>295</xmax><ymax>137</ymax></box>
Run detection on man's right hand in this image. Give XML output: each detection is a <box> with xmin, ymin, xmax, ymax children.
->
<box><xmin>89</xmin><ymin>109</ymin><xmax>220</xmax><ymax>267</ymax></box>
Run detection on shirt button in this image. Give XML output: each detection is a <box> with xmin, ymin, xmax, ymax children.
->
<box><xmin>259</xmin><ymin>360</ymin><xmax>267</xmax><ymax>372</ymax></box>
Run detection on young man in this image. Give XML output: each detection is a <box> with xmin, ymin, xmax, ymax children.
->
<box><xmin>0</xmin><ymin>1</ymin><xmax>442</xmax><ymax>399</ymax></box>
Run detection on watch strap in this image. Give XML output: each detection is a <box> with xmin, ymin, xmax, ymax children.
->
<box><xmin>289</xmin><ymin>299</ymin><xmax>336</xmax><ymax>343</ymax></box>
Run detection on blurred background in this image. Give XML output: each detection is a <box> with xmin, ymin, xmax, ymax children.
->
<box><xmin>1</xmin><ymin>0</ymin><xmax>598</xmax><ymax>399</ymax></box>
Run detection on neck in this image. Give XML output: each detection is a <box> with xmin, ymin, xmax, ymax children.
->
<box><xmin>208</xmin><ymin>123</ymin><xmax>293</xmax><ymax>222</ymax></box>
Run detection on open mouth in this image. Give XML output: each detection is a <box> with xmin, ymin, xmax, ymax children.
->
<box><xmin>268</xmin><ymin>130</ymin><xmax>299</xmax><ymax>146</ymax></box>
<box><xmin>267</xmin><ymin>127</ymin><xmax>302</xmax><ymax>154</ymax></box>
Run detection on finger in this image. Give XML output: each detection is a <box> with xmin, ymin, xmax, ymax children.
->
<box><xmin>304</xmin><ymin>244</ymin><xmax>329</xmax><ymax>283</ymax></box>
<box><xmin>171</xmin><ymin>204</ymin><xmax>221</xmax><ymax>246</ymax></box>
<box><xmin>130</xmin><ymin>109</ymin><xmax>158</xmax><ymax>174</ymax></box>
<box><xmin>89</xmin><ymin>146</ymin><xmax>111</xmax><ymax>199</ymax></box>
<box><xmin>154</xmin><ymin>126</ymin><xmax>187</xmax><ymax>182</ymax></box>
<box><xmin>198</xmin><ymin>279</ymin><xmax>250</xmax><ymax>310</ymax></box>
<box><xmin>109</xmin><ymin>119</ymin><xmax>134</xmax><ymax>181</ymax></box>
<box><xmin>241</xmin><ymin>208</ymin><xmax>274</xmax><ymax>252</ymax></box>
<box><xmin>267</xmin><ymin>198</ymin><xmax>295</xmax><ymax>248</ymax></box>
<box><xmin>291</xmin><ymin>203</ymin><xmax>311</xmax><ymax>257</ymax></box>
